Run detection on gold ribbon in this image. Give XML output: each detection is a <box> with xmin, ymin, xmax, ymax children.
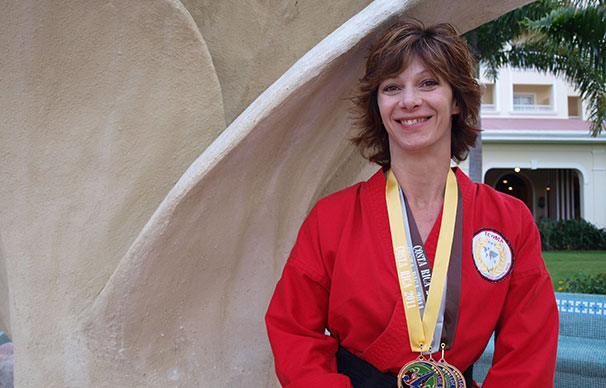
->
<box><xmin>386</xmin><ymin>169</ymin><xmax>458</xmax><ymax>353</ymax></box>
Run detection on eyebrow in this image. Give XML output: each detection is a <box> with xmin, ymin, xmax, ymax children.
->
<box><xmin>381</xmin><ymin>70</ymin><xmax>437</xmax><ymax>83</ymax></box>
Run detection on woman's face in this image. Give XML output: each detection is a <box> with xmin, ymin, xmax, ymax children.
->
<box><xmin>377</xmin><ymin>56</ymin><xmax>459</xmax><ymax>162</ymax></box>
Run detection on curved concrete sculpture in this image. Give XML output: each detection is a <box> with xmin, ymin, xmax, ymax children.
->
<box><xmin>179</xmin><ymin>0</ymin><xmax>373</xmax><ymax>124</ymax></box>
<box><xmin>0</xmin><ymin>0</ymin><xmax>532</xmax><ymax>386</ymax></box>
<box><xmin>0</xmin><ymin>1</ymin><xmax>226</xmax><ymax>385</ymax></box>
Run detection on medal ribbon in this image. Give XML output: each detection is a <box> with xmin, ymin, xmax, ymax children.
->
<box><xmin>401</xmin><ymin>191</ymin><xmax>443</xmax><ymax>349</ymax></box>
<box><xmin>401</xmin><ymin>192</ymin><xmax>433</xmax><ymax>304</ymax></box>
<box><xmin>386</xmin><ymin>168</ymin><xmax>458</xmax><ymax>353</ymax></box>
<box><xmin>397</xmin><ymin>187</ymin><xmax>428</xmax><ymax>314</ymax></box>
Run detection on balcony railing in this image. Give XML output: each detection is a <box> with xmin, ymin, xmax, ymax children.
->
<box><xmin>513</xmin><ymin>104</ymin><xmax>553</xmax><ymax>112</ymax></box>
<box><xmin>481</xmin><ymin>103</ymin><xmax>496</xmax><ymax>112</ymax></box>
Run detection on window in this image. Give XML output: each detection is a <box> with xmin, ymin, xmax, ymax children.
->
<box><xmin>513</xmin><ymin>94</ymin><xmax>534</xmax><ymax>106</ymax></box>
<box><xmin>512</xmin><ymin>84</ymin><xmax>553</xmax><ymax>112</ymax></box>
<box><xmin>568</xmin><ymin>96</ymin><xmax>581</xmax><ymax>118</ymax></box>
<box><xmin>481</xmin><ymin>83</ymin><xmax>496</xmax><ymax>112</ymax></box>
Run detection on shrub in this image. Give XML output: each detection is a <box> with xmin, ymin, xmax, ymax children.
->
<box><xmin>557</xmin><ymin>272</ymin><xmax>606</xmax><ymax>295</ymax></box>
<box><xmin>538</xmin><ymin>218</ymin><xmax>606</xmax><ymax>251</ymax></box>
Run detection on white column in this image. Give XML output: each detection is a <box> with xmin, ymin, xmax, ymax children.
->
<box><xmin>591</xmin><ymin>150</ymin><xmax>606</xmax><ymax>228</ymax></box>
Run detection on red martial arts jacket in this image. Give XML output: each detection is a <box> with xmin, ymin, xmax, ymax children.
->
<box><xmin>266</xmin><ymin>168</ymin><xmax>558</xmax><ymax>388</ymax></box>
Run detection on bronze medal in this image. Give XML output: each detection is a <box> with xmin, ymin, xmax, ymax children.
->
<box><xmin>437</xmin><ymin>361</ymin><xmax>466</xmax><ymax>388</ymax></box>
<box><xmin>436</xmin><ymin>344</ymin><xmax>466</xmax><ymax>388</ymax></box>
<box><xmin>432</xmin><ymin>361</ymin><xmax>458</xmax><ymax>388</ymax></box>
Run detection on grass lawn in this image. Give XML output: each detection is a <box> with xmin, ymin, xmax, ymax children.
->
<box><xmin>542</xmin><ymin>250</ymin><xmax>606</xmax><ymax>290</ymax></box>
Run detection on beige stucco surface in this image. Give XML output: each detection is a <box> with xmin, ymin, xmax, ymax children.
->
<box><xmin>0</xmin><ymin>0</ymin><xmax>533</xmax><ymax>386</ymax></box>
<box><xmin>180</xmin><ymin>0</ymin><xmax>374</xmax><ymax>124</ymax></box>
<box><xmin>0</xmin><ymin>0</ymin><xmax>226</xmax><ymax>385</ymax></box>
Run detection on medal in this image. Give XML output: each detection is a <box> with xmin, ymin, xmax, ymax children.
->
<box><xmin>433</xmin><ymin>363</ymin><xmax>458</xmax><ymax>388</ymax></box>
<box><xmin>397</xmin><ymin>344</ymin><xmax>466</xmax><ymax>388</ymax></box>
<box><xmin>436</xmin><ymin>363</ymin><xmax>465</xmax><ymax>388</ymax></box>
<box><xmin>398</xmin><ymin>359</ymin><xmax>445</xmax><ymax>388</ymax></box>
<box><xmin>397</xmin><ymin>346</ymin><xmax>446</xmax><ymax>388</ymax></box>
<box><xmin>435</xmin><ymin>344</ymin><xmax>466</xmax><ymax>388</ymax></box>
<box><xmin>386</xmin><ymin>169</ymin><xmax>467</xmax><ymax>388</ymax></box>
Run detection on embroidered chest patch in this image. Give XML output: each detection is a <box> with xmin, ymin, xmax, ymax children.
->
<box><xmin>472</xmin><ymin>228</ymin><xmax>514</xmax><ymax>282</ymax></box>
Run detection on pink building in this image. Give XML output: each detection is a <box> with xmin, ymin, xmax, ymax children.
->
<box><xmin>460</xmin><ymin>66</ymin><xmax>606</xmax><ymax>228</ymax></box>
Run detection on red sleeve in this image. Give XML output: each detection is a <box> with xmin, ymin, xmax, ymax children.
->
<box><xmin>482</xmin><ymin>205</ymin><xmax>558</xmax><ymax>387</ymax></box>
<box><xmin>265</xmin><ymin>206</ymin><xmax>354</xmax><ymax>388</ymax></box>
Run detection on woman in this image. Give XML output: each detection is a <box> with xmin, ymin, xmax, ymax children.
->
<box><xmin>265</xmin><ymin>20</ymin><xmax>558</xmax><ymax>388</ymax></box>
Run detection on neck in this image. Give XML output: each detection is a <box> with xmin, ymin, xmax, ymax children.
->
<box><xmin>390</xmin><ymin>153</ymin><xmax>451</xmax><ymax>207</ymax></box>
<box><xmin>390</xmin><ymin>150</ymin><xmax>452</xmax><ymax>242</ymax></box>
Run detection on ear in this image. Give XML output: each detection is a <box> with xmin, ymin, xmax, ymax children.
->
<box><xmin>451</xmin><ymin>98</ymin><xmax>461</xmax><ymax>115</ymax></box>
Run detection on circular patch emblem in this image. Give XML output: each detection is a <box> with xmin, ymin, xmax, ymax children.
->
<box><xmin>472</xmin><ymin>228</ymin><xmax>514</xmax><ymax>282</ymax></box>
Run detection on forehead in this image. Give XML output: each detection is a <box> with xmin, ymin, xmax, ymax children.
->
<box><xmin>381</xmin><ymin>56</ymin><xmax>442</xmax><ymax>81</ymax></box>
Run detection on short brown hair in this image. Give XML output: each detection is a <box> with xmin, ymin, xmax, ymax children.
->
<box><xmin>351</xmin><ymin>19</ymin><xmax>481</xmax><ymax>167</ymax></box>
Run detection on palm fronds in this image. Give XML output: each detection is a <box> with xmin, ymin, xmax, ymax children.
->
<box><xmin>463</xmin><ymin>0</ymin><xmax>606</xmax><ymax>135</ymax></box>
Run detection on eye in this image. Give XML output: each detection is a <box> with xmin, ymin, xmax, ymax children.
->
<box><xmin>421</xmin><ymin>79</ymin><xmax>439</xmax><ymax>88</ymax></box>
<box><xmin>381</xmin><ymin>84</ymin><xmax>400</xmax><ymax>93</ymax></box>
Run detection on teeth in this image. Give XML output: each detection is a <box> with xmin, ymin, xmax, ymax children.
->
<box><xmin>399</xmin><ymin>117</ymin><xmax>428</xmax><ymax>125</ymax></box>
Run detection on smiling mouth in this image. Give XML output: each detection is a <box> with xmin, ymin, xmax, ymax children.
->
<box><xmin>397</xmin><ymin>117</ymin><xmax>431</xmax><ymax>125</ymax></box>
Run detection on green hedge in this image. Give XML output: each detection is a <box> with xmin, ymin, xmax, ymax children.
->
<box><xmin>538</xmin><ymin>218</ymin><xmax>606</xmax><ymax>251</ymax></box>
<box><xmin>557</xmin><ymin>272</ymin><xmax>606</xmax><ymax>294</ymax></box>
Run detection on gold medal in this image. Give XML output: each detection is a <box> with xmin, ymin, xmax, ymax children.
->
<box><xmin>397</xmin><ymin>356</ymin><xmax>446</xmax><ymax>388</ymax></box>
<box><xmin>397</xmin><ymin>351</ymin><xmax>466</xmax><ymax>388</ymax></box>
<box><xmin>397</xmin><ymin>345</ymin><xmax>465</xmax><ymax>388</ymax></box>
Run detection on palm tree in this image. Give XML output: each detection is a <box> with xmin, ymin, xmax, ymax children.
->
<box><xmin>462</xmin><ymin>0</ymin><xmax>606</xmax><ymax>182</ymax></box>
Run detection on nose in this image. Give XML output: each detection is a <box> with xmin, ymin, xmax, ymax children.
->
<box><xmin>398</xmin><ymin>88</ymin><xmax>421</xmax><ymax>110</ymax></box>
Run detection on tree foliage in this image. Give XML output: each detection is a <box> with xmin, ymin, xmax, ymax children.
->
<box><xmin>463</xmin><ymin>0</ymin><xmax>606</xmax><ymax>135</ymax></box>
